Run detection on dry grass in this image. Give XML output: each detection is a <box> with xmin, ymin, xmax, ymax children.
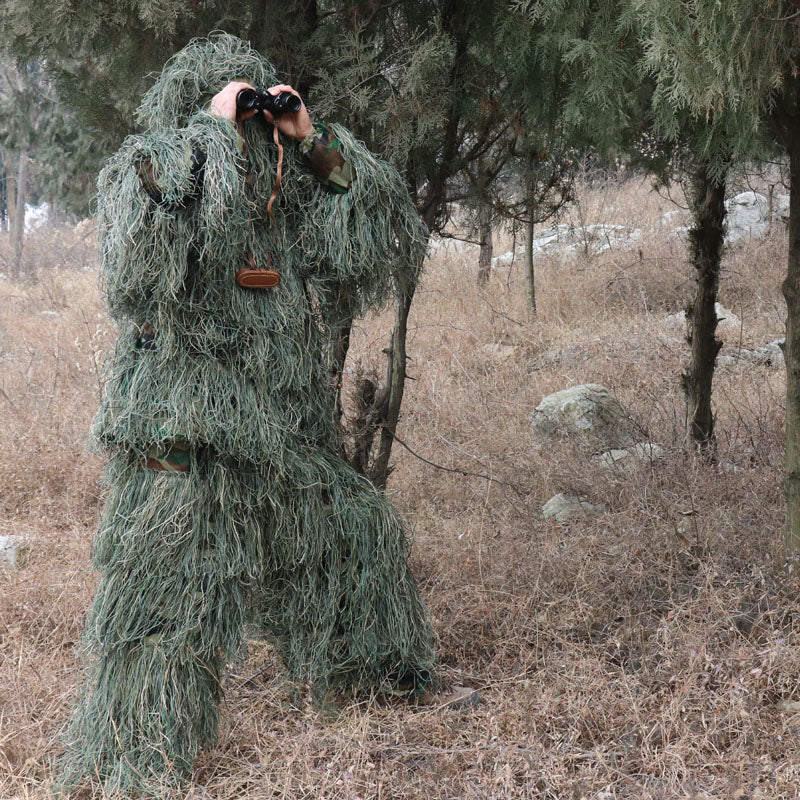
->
<box><xmin>2</xmin><ymin>177</ymin><xmax>799</xmax><ymax>799</ymax></box>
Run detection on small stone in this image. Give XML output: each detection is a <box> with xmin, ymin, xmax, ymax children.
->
<box><xmin>778</xmin><ymin>699</ymin><xmax>800</xmax><ymax>713</ymax></box>
<box><xmin>0</xmin><ymin>535</ymin><xmax>23</xmax><ymax>569</ymax></box>
<box><xmin>719</xmin><ymin>338</ymin><xmax>785</xmax><ymax>368</ymax></box>
<box><xmin>542</xmin><ymin>493</ymin><xmax>605</xmax><ymax>523</ymax></box>
<box><xmin>432</xmin><ymin>686</ymin><xmax>480</xmax><ymax>710</ymax></box>
<box><xmin>597</xmin><ymin>442</ymin><xmax>665</xmax><ymax>470</ymax></box>
<box><xmin>482</xmin><ymin>342</ymin><xmax>518</xmax><ymax>361</ymax></box>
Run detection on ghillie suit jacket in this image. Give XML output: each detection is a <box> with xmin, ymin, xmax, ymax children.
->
<box><xmin>60</xmin><ymin>34</ymin><xmax>436</xmax><ymax>797</ymax></box>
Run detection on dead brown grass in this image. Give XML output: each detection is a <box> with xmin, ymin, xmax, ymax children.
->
<box><xmin>1</xmin><ymin>179</ymin><xmax>799</xmax><ymax>799</ymax></box>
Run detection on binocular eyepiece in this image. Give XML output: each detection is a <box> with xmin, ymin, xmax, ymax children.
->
<box><xmin>236</xmin><ymin>88</ymin><xmax>302</xmax><ymax>117</ymax></box>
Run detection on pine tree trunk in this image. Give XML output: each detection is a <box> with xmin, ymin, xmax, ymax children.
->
<box><xmin>12</xmin><ymin>151</ymin><xmax>27</xmax><ymax>276</ymax></box>
<box><xmin>783</xmin><ymin>138</ymin><xmax>800</xmax><ymax>551</ymax></box>
<box><xmin>4</xmin><ymin>150</ymin><xmax>17</xmax><ymax>242</ymax></box>
<box><xmin>682</xmin><ymin>164</ymin><xmax>726</xmax><ymax>452</ymax></box>
<box><xmin>525</xmin><ymin>218</ymin><xmax>535</xmax><ymax>315</ymax></box>
<box><xmin>0</xmin><ymin>150</ymin><xmax>7</xmax><ymax>232</ymax></box>
<box><xmin>477</xmin><ymin>203</ymin><xmax>492</xmax><ymax>286</ymax></box>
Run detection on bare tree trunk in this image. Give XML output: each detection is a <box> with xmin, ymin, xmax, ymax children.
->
<box><xmin>12</xmin><ymin>151</ymin><xmax>27</xmax><ymax>276</ymax></box>
<box><xmin>784</xmin><ymin>135</ymin><xmax>800</xmax><ymax>551</ymax></box>
<box><xmin>368</xmin><ymin>282</ymin><xmax>416</xmax><ymax>489</ymax></box>
<box><xmin>682</xmin><ymin>164</ymin><xmax>726</xmax><ymax>452</ymax></box>
<box><xmin>477</xmin><ymin>203</ymin><xmax>492</xmax><ymax>286</ymax></box>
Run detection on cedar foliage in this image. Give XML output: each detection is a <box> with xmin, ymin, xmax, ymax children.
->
<box><xmin>632</xmin><ymin>0</ymin><xmax>800</xmax><ymax>545</ymax></box>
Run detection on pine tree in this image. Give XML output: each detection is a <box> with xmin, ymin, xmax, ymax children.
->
<box><xmin>515</xmin><ymin>0</ymin><xmax>759</xmax><ymax>453</ymax></box>
<box><xmin>631</xmin><ymin>0</ymin><xmax>800</xmax><ymax>546</ymax></box>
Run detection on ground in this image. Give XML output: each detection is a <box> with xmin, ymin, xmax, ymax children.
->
<box><xmin>1</xmin><ymin>173</ymin><xmax>798</xmax><ymax>799</ymax></box>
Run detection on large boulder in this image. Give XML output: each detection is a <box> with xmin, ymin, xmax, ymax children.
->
<box><xmin>531</xmin><ymin>384</ymin><xmax>633</xmax><ymax>448</ymax></box>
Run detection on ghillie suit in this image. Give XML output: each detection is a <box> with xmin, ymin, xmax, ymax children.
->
<box><xmin>59</xmin><ymin>33</ymin><xmax>435</xmax><ymax>797</ymax></box>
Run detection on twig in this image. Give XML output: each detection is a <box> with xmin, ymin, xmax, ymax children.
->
<box><xmin>479</xmin><ymin>294</ymin><xmax>527</xmax><ymax>327</ymax></box>
<box><xmin>0</xmin><ymin>385</ymin><xmax>18</xmax><ymax>413</ymax></box>
<box><xmin>388</xmin><ymin>431</ymin><xmax>527</xmax><ymax>498</ymax></box>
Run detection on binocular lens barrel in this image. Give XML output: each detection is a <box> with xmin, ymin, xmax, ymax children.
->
<box><xmin>236</xmin><ymin>88</ymin><xmax>302</xmax><ymax>116</ymax></box>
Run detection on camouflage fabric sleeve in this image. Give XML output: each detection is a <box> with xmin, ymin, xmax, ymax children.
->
<box><xmin>299</xmin><ymin>122</ymin><xmax>352</xmax><ymax>194</ymax></box>
<box><xmin>143</xmin><ymin>441</ymin><xmax>191</xmax><ymax>472</ymax></box>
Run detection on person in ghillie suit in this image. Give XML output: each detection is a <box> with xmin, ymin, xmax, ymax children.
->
<box><xmin>59</xmin><ymin>33</ymin><xmax>436</xmax><ymax>797</ymax></box>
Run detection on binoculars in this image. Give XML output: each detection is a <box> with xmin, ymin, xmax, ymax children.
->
<box><xmin>236</xmin><ymin>88</ymin><xmax>302</xmax><ymax>117</ymax></box>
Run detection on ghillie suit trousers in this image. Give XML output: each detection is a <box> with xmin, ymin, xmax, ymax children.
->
<box><xmin>58</xmin><ymin>34</ymin><xmax>436</xmax><ymax>797</ymax></box>
<box><xmin>60</xmin><ymin>448</ymin><xmax>435</xmax><ymax>795</ymax></box>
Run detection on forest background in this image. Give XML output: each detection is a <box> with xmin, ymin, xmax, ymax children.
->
<box><xmin>2</xmin><ymin>1</ymin><xmax>800</xmax><ymax>798</ymax></box>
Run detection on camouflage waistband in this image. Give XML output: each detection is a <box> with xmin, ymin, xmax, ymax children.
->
<box><xmin>299</xmin><ymin>122</ymin><xmax>352</xmax><ymax>194</ymax></box>
<box><xmin>143</xmin><ymin>441</ymin><xmax>191</xmax><ymax>472</ymax></box>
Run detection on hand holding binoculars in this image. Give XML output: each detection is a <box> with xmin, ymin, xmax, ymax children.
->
<box><xmin>236</xmin><ymin>88</ymin><xmax>302</xmax><ymax>118</ymax></box>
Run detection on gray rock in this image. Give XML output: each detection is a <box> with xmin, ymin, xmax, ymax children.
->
<box><xmin>597</xmin><ymin>442</ymin><xmax>665</xmax><ymax>470</ymax></box>
<box><xmin>773</xmin><ymin>194</ymin><xmax>790</xmax><ymax>224</ymax></box>
<box><xmin>661</xmin><ymin>302</ymin><xmax>739</xmax><ymax>333</ymax></box>
<box><xmin>660</xmin><ymin>209</ymin><xmax>686</xmax><ymax>227</ymax></box>
<box><xmin>720</xmin><ymin>337</ymin><xmax>785</xmax><ymax>367</ymax></box>
<box><xmin>725</xmin><ymin>191</ymin><xmax>770</xmax><ymax>244</ymax></box>
<box><xmin>531</xmin><ymin>384</ymin><xmax>633</xmax><ymax>447</ymax></box>
<box><xmin>438</xmin><ymin>686</ymin><xmax>480</xmax><ymax>710</ymax></box>
<box><xmin>490</xmin><ymin>250</ymin><xmax>516</xmax><ymax>268</ymax></box>
<box><xmin>482</xmin><ymin>342</ymin><xmax>518</xmax><ymax>361</ymax></box>
<box><xmin>665</xmin><ymin>192</ymin><xmax>787</xmax><ymax>245</ymax></box>
<box><xmin>529</xmin><ymin>346</ymin><xmax>589</xmax><ymax>371</ymax></box>
<box><xmin>0</xmin><ymin>535</ymin><xmax>23</xmax><ymax>569</ymax></box>
<box><xmin>542</xmin><ymin>493</ymin><xmax>606</xmax><ymax>523</ymax></box>
<box><xmin>530</xmin><ymin>223</ymin><xmax>640</xmax><ymax>259</ymax></box>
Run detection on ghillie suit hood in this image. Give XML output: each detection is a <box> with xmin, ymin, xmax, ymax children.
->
<box><xmin>58</xmin><ymin>33</ymin><xmax>435</xmax><ymax>798</ymax></box>
<box><xmin>135</xmin><ymin>33</ymin><xmax>280</xmax><ymax>131</ymax></box>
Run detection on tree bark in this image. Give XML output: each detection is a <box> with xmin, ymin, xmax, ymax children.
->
<box><xmin>525</xmin><ymin>217</ymin><xmax>536</xmax><ymax>316</ymax></box>
<box><xmin>477</xmin><ymin>202</ymin><xmax>492</xmax><ymax>286</ymax></box>
<box><xmin>784</xmin><ymin>135</ymin><xmax>800</xmax><ymax>550</ymax></box>
<box><xmin>682</xmin><ymin>164</ymin><xmax>726</xmax><ymax>452</ymax></box>
<box><xmin>12</xmin><ymin>151</ymin><xmax>28</xmax><ymax>276</ymax></box>
<box><xmin>368</xmin><ymin>282</ymin><xmax>416</xmax><ymax>490</ymax></box>
<box><xmin>4</xmin><ymin>150</ymin><xmax>17</xmax><ymax>241</ymax></box>
<box><xmin>525</xmin><ymin>166</ymin><xmax>537</xmax><ymax>315</ymax></box>
<box><xmin>0</xmin><ymin>150</ymin><xmax>7</xmax><ymax>232</ymax></box>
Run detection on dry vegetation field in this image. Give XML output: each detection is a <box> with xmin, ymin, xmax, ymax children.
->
<box><xmin>1</xmin><ymin>175</ymin><xmax>799</xmax><ymax>799</ymax></box>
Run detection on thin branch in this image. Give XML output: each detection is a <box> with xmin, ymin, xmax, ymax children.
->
<box><xmin>389</xmin><ymin>431</ymin><xmax>527</xmax><ymax>498</ymax></box>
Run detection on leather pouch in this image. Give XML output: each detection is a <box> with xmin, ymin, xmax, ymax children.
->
<box><xmin>235</xmin><ymin>268</ymin><xmax>281</xmax><ymax>289</ymax></box>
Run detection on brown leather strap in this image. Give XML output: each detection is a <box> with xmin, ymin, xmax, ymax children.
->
<box><xmin>267</xmin><ymin>124</ymin><xmax>284</xmax><ymax>222</ymax></box>
<box><xmin>235</xmin><ymin>113</ymin><xmax>282</xmax><ymax>288</ymax></box>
